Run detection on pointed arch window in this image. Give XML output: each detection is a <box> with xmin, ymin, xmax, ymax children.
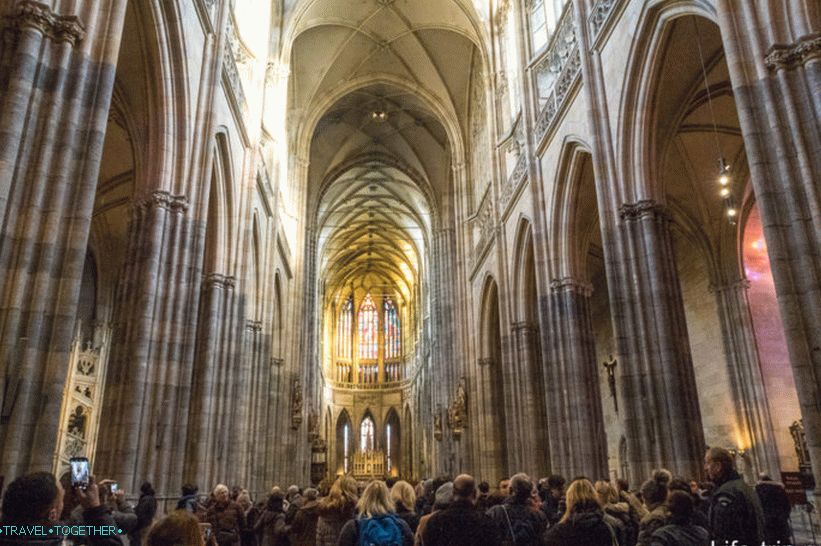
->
<box><xmin>337</xmin><ymin>296</ymin><xmax>353</xmax><ymax>359</ymax></box>
<box><xmin>383</xmin><ymin>297</ymin><xmax>400</xmax><ymax>359</ymax></box>
<box><xmin>358</xmin><ymin>293</ymin><xmax>378</xmax><ymax>359</ymax></box>
<box><xmin>360</xmin><ymin>415</ymin><xmax>375</xmax><ymax>452</ymax></box>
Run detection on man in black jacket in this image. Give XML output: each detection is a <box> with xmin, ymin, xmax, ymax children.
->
<box><xmin>487</xmin><ymin>473</ymin><xmax>547</xmax><ymax>546</ymax></box>
<box><xmin>755</xmin><ymin>473</ymin><xmax>792</xmax><ymax>544</ymax></box>
<box><xmin>422</xmin><ymin>474</ymin><xmax>499</xmax><ymax>546</ymax></box>
<box><xmin>0</xmin><ymin>472</ymin><xmax>123</xmax><ymax>546</ymax></box>
<box><xmin>704</xmin><ymin>447</ymin><xmax>764</xmax><ymax>545</ymax></box>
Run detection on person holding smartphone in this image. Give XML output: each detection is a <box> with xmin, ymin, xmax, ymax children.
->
<box><xmin>0</xmin><ymin>472</ymin><xmax>123</xmax><ymax>546</ymax></box>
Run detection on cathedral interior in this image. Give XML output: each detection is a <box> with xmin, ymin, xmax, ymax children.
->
<box><xmin>0</xmin><ymin>0</ymin><xmax>819</xmax><ymax>504</ymax></box>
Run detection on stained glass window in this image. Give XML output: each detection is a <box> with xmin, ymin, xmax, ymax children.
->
<box><xmin>386</xmin><ymin>423</ymin><xmax>392</xmax><ymax>469</ymax></box>
<box><xmin>384</xmin><ymin>297</ymin><xmax>400</xmax><ymax>359</ymax></box>
<box><xmin>358</xmin><ymin>293</ymin><xmax>378</xmax><ymax>359</ymax></box>
<box><xmin>360</xmin><ymin>415</ymin><xmax>375</xmax><ymax>452</ymax></box>
<box><xmin>343</xmin><ymin>423</ymin><xmax>350</xmax><ymax>473</ymax></box>
<box><xmin>337</xmin><ymin>296</ymin><xmax>353</xmax><ymax>359</ymax></box>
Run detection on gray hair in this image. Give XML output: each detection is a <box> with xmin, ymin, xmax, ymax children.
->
<box><xmin>510</xmin><ymin>473</ymin><xmax>533</xmax><ymax>500</ymax></box>
<box><xmin>433</xmin><ymin>482</ymin><xmax>454</xmax><ymax>509</ymax></box>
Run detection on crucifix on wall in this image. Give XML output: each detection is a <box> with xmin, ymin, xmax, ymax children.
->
<box><xmin>602</xmin><ymin>355</ymin><xmax>618</xmax><ymax>413</ymax></box>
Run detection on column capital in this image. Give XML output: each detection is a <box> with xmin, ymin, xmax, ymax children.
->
<box><xmin>511</xmin><ymin>321</ymin><xmax>537</xmax><ymax>333</ymax></box>
<box><xmin>245</xmin><ymin>320</ymin><xmax>262</xmax><ymax>332</ymax></box>
<box><xmin>132</xmin><ymin>191</ymin><xmax>190</xmax><ymax>214</ymax></box>
<box><xmin>765</xmin><ymin>33</ymin><xmax>821</xmax><ymax>71</ymax></box>
<box><xmin>709</xmin><ymin>277</ymin><xmax>751</xmax><ymax>294</ymax></box>
<box><xmin>6</xmin><ymin>1</ymin><xmax>86</xmax><ymax>46</ymax></box>
<box><xmin>202</xmin><ymin>273</ymin><xmax>236</xmax><ymax>290</ymax></box>
<box><xmin>618</xmin><ymin>199</ymin><xmax>670</xmax><ymax>222</ymax></box>
<box><xmin>549</xmin><ymin>277</ymin><xmax>593</xmax><ymax>297</ymax></box>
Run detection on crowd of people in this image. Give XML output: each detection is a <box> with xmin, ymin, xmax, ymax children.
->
<box><xmin>0</xmin><ymin>447</ymin><xmax>797</xmax><ymax>545</ymax></box>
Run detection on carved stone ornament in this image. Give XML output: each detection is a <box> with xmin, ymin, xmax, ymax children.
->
<box><xmin>6</xmin><ymin>1</ymin><xmax>86</xmax><ymax>46</ymax></box>
<box><xmin>290</xmin><ymin>378</ymin><xmax>303</xmax><ymax>430</ymax></box>
<box><xmin>308</xmin><ymin>411</ymin><xmax>319</xmax><ymax>441</ymax></box>
<box><xmin>765</xmin><ymin>34</ymin><xmax>821</xmax><ymax>71</ymax></box>
<box><xmin>448</xmin><ymin>379</ymin><xmax>467</xmax><ymax>438</ymax></box>
<box><xmin>433</xmin><ymin>407</ymin><xmax>443</xmax><ymax>441</ymax></box>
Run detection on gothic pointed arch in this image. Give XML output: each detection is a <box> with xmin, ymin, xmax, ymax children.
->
<box><xmin>335</xmin><ymin>409</ymin><xmax>353</xmax><ymax>475</ymax></box>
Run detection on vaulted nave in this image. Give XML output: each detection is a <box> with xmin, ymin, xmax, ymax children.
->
<box><xmin>0</xmin><ymin>0</ymin><xmax>819</xmax><ymax>522</ymax></box>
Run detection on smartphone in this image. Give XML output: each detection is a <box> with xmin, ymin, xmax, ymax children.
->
<box><xmin>110</xmin><ymin>482</ymin><xmax>118</xmax><ymax>494</ymax></box>
<box><xmin>69</xmin><ymin>457</ymin><xmax>89</xmax><ymax>490</ymax></box>
<box><xmin>199</xmin><ymin>523</ymin><xmax>212</xmax><ymax>542</ymax></box>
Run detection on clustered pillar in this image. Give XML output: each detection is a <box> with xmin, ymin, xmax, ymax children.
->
<box><xmin>545</xmin><ymin>278</ymin><xmax>608</xmax><ymax>479</ymax></box>
<box><xmin>0</xmin><ymin>0</ymin><xmax>126</xmax><ymax>480</ymax></box>
<box><xmin>95</xmin><ymin>191</ymin><xmax>201</xmax><ymax>494</ymax></box>
<box><xmin>717</xmin><ymin>0</ymin><xmax>821</xmax><ymax>500</ymax></box>
<box><xmin>616</xmin><ymin>201</ymin><xmax>705</xmax><ymax>479</ymax></box>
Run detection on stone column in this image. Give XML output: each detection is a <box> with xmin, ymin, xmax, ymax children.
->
<box><xmin>717</xmin><ymin>0</ymin><xmax>821</xmax><ymax>498</ymax></box>
<box><xmin>545</xmin><ymin>278</ymin><xmax>608</xmax><ymax>479</ymax></box>
<box><xmin>711</xmin><ymin>278</ymin><xmax>780</xmax><ymax>478</ymax></box>
<box><xmin>211</xmin><ymin>279</ymin><xmax>239</xmax><ymax>483</ymax></box>
<box><xmin>0</xmin><ymin>0</ymin><xmax>126</xmax><ymax>479</ymax></box>
<box><xmin>95</xmin><ymin>192</ymin><xmax>194</xmax><ymax>493</ymax></box>
<box><xmin>510</xmin><ymin>321</ymin><xmax>549</xmax><ymax>477</ymax></box>
<box><xmin>617</xmin><ymin>201</ymin><xmax>705</xmax><ymax>479</ymax></box>
<box><xmin>244</xmin><ymin>323</ymin><xmax>269</xmax><ymax>489</ymax></box>
<box><xmin>476</xmin><ymin>356</ymin><xmax>507</xmax><ymax>480</ymax></box>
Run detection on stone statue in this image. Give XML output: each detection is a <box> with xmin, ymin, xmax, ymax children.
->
<box><xmin>433</xmin><ymin>408</ymin><xmax>443</xmax><ymax>441</ymax></box>
<box><xmin>448</xmin><ymin>379</ymin><xmax>467</xmax><ymax>438</ymax></box>
<box><xmin>308</xmin><ymin>411</ymin><xmax>319</xmax><ymax>440</ymax></box>
<box><xmin>291</xmin><ymin>378</ymin><xmax>303</xmax><ymax>429</ymax></box>
<box><xmin>67</xmin><ymin>405</ymin><xmax>87</xmax><ymax>438</ymax></box>
<box><xmin>602</xmin><ymin>355</ymin><xmax>618</xmax><ymax>413</ymax></box>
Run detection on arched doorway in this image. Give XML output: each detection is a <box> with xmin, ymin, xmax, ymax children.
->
<box><xmin>478</xmin><ymin>277</ymin><xmax>508</xmax><ymax>480</ymax></box>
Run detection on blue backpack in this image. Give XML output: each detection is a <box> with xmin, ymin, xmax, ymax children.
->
<box><xmin>356</xmin><ymin>514</ymin><xmax>403</xmax><ymax>546</ymax></box>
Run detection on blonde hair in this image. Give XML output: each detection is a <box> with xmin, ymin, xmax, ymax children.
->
<box><xmin>319</xmin><ymin>475</ymin><xmax>358</xmax><ymax>511</ymax></box>
<box><xmin>390</xmin><ymin>480</ymin><xmax>416</xmax><ymax>512</ymax></box>
<box><xmin>145</xmin><ymin>510</ymin><xmax>204</xmax><ymax>546</ymax></box>
<box><xmin>213</xmin><ymin>484</ymin><xmax>229</xmax><ymax>496</ymax></box>
<box><xmin>594</xmin><ymin>480</ymin><xmax>618</xmax><ymax>505</ymax></box>
<box><xmin>357</xmin><ymin>481</ymin><xmax>395</xmax><ymax>518</ymax></box>
<box><xmin>560</xmin><ymin>479</ymin><xmax>602</xmax><ymax>524</ymax></box>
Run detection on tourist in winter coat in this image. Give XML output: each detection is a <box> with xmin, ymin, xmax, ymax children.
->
<box><xmin>391</xmin><ymin>480</ymin><xmax>421</xmax><ymax>533</ymax></box>
<box><xmin>254</xmin><ymin>491</ymin><xmax>289</xmax><ymax>546</ymax></box>
<box><xmin>289</xmin><ymin>488</ymin><xmax>321</xmax><ymax>546</ymax></box>
<box><xmin>0</xmin><ymin>473</ymin><xmax>123</xmax><ymax>546</ymax></box>
<box><xmin>133</xmin><ymin>481</ymin><xmax>158</xmax><ymax>545</ymax></box>
<box><xmin>755</xmin><ymin>474</ymin><xmax>792</xmax><ymax>545</ymax></box>
<box><xmin>486</xmin><ymin>473</ymin><xmax>547</xmax><ymax>546</ymax></box>
<box><xmin>421</xmin><ymin>474</ymin><xmax>500</xmax><ymax>546</ymax></box>
<box><xmin>650</xmin><ymin>491</ymin><xmax>709</xmax><ymax>546</ymax></box>
<box><xmin>315</xmin><ymin>475</ymin><xmax>358</xmax><ymax>546</ymax></box>
<box><xmin>637</xmin><ymin>470</ymin><xmax>672</xmax><ymax>546</ymax></box>
<box><xmin>338</xmin><ymin>481</ymin><xmax>413</xmax><ymax>546</ymax></box>
<box><xmin>207</xmin><ymin>483</ymin><xmax>247</xmax><ymax>546</ymax></box>
<box><xmin>543</xmin><ymin>479</ymin><xmax>616</xmax><ymax>546</ymax></box>
<box><xmin>704</xmin><ymin>447</ymin><xmax>764</xmax><ymax>545</ymax></box>
<box><xmin>415</xmin><ymin>482</ymin><xmax>453</xmax><ymax>545</ymax></box>
<box><xmin>595</xmin><ymin>480</ymin><xmax>637</xmax><ymax>546</ymax></box>
<box><xmin>540</xmin><ymin>474</ymin><xmax>566</xmax><ymax>526</ymax></box>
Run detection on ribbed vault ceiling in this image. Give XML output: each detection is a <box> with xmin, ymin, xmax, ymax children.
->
<box><xmin>318</xmin><ymin>159</ymin><xmax>430</xmax><ymax>304</ymax></box>
<box><xmin>291</xmin><ymin>0</ymin><xmax>484</xmax><ymax>319</ymax></box>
